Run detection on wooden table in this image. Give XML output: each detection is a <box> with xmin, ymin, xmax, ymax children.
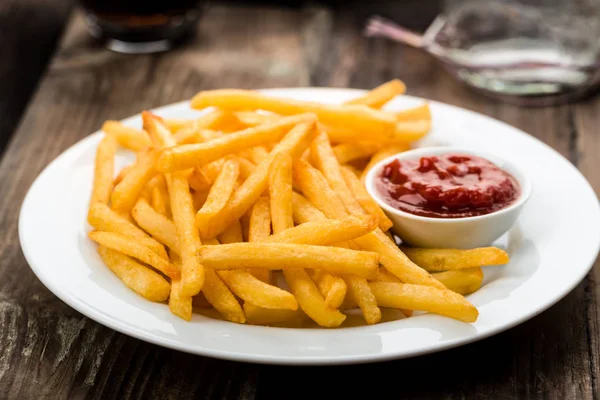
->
<box><xmin>2</xmin><ymin>2</ymin><xmax>599</xmax><ymax>399</ymax></box>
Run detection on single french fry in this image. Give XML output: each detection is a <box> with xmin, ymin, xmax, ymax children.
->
<box><xmin>265</xmin><ymin>214</ymin><xmax>377</xmax><ymax>246</ymax></box>
<box><xmin>87</xmin><ymin>202</ymin><xmax>168</xmax><ymax>259</ymax></box>
<box><xmin>248</xmin><ymin>197</ymin><xmax>272</xmax><ymax>283</ymax></box>
<box><xmin>396</xmin><ymin>103</ymin><xmax>431</xmax><ymax>121</ymax></box>
<box><xmin>311</xmin><ymin>132</ymin><xmax>365</xmax><ymax>216</ymax></box>
<box><xmin>333</xmin><ymin>142</ymin><xmax>384</xmax><ymax>164</ymax></box>
<box><xmin>98</xmin><ymin>246</ymin><xmax>170</xmax><ymax>302</ymax></box>
<box><xmin>432</xmin><ymin>268</ymin><xmax>484</xmax><ymax>295</ymax></box>
<box><xmin>202</xmin><ymin>269</ymin><xmax>246</xmax><ymax>323</ymax></box>
<box><xmin>369</xmin><ymin>282</ymin><xmax>479</xmax><ymax>323</ymax></box>
<box><xmin>394</xmin><ymin>120</ymin><xmax>431</xmax><ymax>142</ymax></box>
<box><xmin>235</xmin><ymin>111</ymin><xmax>281</xmax><ymax>127</ymax></box>
<box><xmin>167</xmin><ymin>172</ymin><xmax>204</xmax><ymax>297</ymax></box>
<box><xmin>110</xmin><ymin>150</ymin><xmax>159</xmax><ymax>214</ymax></box>
<box><xmin>191</xmin><ymin>89</ymin><xmax>396</xmax><ymax>139</ymax></box>
<box><xmin>89</xmin><ymin>231</ymin><xmax>179</xmax><ymax>279</ymax></box>
<box><xmin>345</xmin><ymin>275</ymin><xmax>381</xmax><ymax>324</ymax></box>
<box><xmin>131</xmin><ymin>198</ymin><xmax>180</xmax><ymax>254</ymax></box>
<box><xmin>157</xmin><ymin>113</ymin><xmax>316</xmax><ymax>172</ymax></box>
<box><xmin>151</xmin><ymin>186</ymin><xmax>168</xmax><ymax>216</ymax></box>
<box><xmin>401</xmin><ymin>247</ymin><xmax>509</xmax><ymax>271</ymax></box>
<box><xmin>196</xmin><ymin>157</ymin><xmax>240</xmax><ymax>231</ymax></box>
<box><xmin>243</xmin><ymin>303</ymin><xmax>306</xmax><ymax>326</ymax></box>
<box><xmin>90</xmin><ymin>134</ymin><xmax>118</xmax><ymax>206</ymax></box>
<box><xmin>196</xmin><ymin>121</ymin><xmax>317</xmax><ymax>238</ymax></box>
<box><xmin>361</xmin><ymin>143</ymin><xmax>411</xmax><ymax>181</ymax></box>
<box><xmin>142</xmin><ymin>111</ymin><xmax>176</xmax><ymax>149</ymax></box>
<box><xmin>269</xmin><ymin>153</ymin><xmax>294</xmax><ymax>234</ymax></box>
<box><xmin>340</xmin><ymin>165</ymin><xmax>393</xmax><ymax>231</ymax></box>
<box><xmin>102</xmin><ymin>121</ymin><xmax>151</xmax><ymax>151</ymax></box>
<box><xmin>293</xmin><ymin>159</ymin><xmax>445</xmax><ymax>289</ymax></box>
<box><xmin>219</xmin><ymin>271</ymin><xmax>298</xmax><ymax>310</ymax></box>
<box><xmin>197</xmin><ymin>243</ymin><xmax>379</xmax><ymax>278</ymax></box>
<box><xmin>344</xmin><ymin>79</ymin><xmax>406</xmax><ymax>108</ymax></box>
<box><xmin>169</xmin><ymin>277</ymin><xmax>193</xmax><ymax>321</ymax></box>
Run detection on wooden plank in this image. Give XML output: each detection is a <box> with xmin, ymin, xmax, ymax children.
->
<box><xmin>0</xmin><ymin>0</ymin><xmax>73</xmax><ymax>157</ymax></box>
<box><xmin>1</xmin><ymin>4</ymin><xmax>598</xmax><ymax>399</ymax></box>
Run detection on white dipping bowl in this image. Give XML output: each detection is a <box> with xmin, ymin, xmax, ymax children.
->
<box><xmin>364</xmin><ymin>146</ymin><xmax>532</xmax><ymax>249</ymax></box>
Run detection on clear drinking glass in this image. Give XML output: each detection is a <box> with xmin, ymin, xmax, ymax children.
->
<box><xmin>365</xmin><ymin>0</ymin><xmax>600</xmax><ymax>105</ymax></box>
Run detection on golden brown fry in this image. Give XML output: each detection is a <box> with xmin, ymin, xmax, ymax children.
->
<box><xmin>131</xmin><ymin>198</ymin><xmax>180</xmax><ymax>254</ymax></box>
<box><xmin>191</xmin><ymin>89</ymin><xmax>396</xmax><ymax>139</ymax></box>
<box><xmin>89</xmin><ymin>231</ymin><xmax>179</xmax><ymax>279</ymax></box>
<box><xmin>394</xmin><ymin>120</ymin><xmax>431</xmax><ymax>142</ymax></box>
<box><xmin>196</xmin><ymin>157</ymin><xmax>240</xmax><ymax>231</ymax></box>
<box><xmin>151</xmin><ymin>186</ymin><xmax>168</xmax><ymax>216</ymax></box>
<box><xmin>243</xmin><ymin>303</ymin><xmax>306</xmax><ymax>326</ymax></box>
<box><xmin>142</xmin><ymin>111</ymin><xmax>175</xmax><ymax>149</ymax></box>
<box><xmin>247</xmin><ymin>197</ymin><xmax>272</xmax><ymax>283</ymax></box>
<box><xmin>188</xmin><ymin>167</ymin><xmax>212</xmax><ymax>192</ymax></box>
<box><xmin>361</xmin><ymin>143</ymin><xmax>411</xmax><ymax>181</ymax></box>
<box><xmin>269</xmin><ymin>153</ymin><xmax>294</xmax><ymax>234</ymax></box>
<box><xmin>196</xmin><ymin>121</ymin><xmax>317</xmax><ymax>238</ymax></box>
<box><xmin>265</xmin><ymin>214</ymin><xmax>377</xmax><ymax>246</ymax></box>
<box><xmin>311</xmin><ymin>132</ymin><xmax>364</xmax><ymax>215</ymax></box>
<box><xmin>167</xmin><ymin>171</ymin><xmax>204</xmax><ymax>297</ymax></box>
<box><xmin>432</xmin><ymin>268</ymin><xmax>484</xmax><ymax>295</ymax></box>
<box><xmin>370</xmin><ymin>267</ymin><xmax>401</xmax><ymax>283</ymax></box>
<box><xmin>344</xmin><ymin>79</ymin><xmax>406</xmax><ymax>108</ymax></box>
<box><xmin>102</xmin><ymin>121</ymin><xmax>151</xmax><ymax>151</ymax></box>
<box><xmin>369</xmin><ymin>282</ymin><xmax>479</xmax><ymax>323</ymax></box>
<box><xmin>87</xmin><ymin>202</ymin><xmax>168</xmax><ymax>259</ymax></box>
<box><xmin>396</xmin><ymin>103</ymin><xmax>431</xmax><ymax>121</ymax></box>
<box><xmin>169</xmin><ymin>277</ymin><xmax>193</xmax><ymax>321</ymax></box>
<box><xmin>197</xmin><ymin>243</ymin><xmax>379</xmax><ymax>278</ymax></box>
<box><xmin>98</xmin><ymin>246</ymin><xmax>170</xmax><ymax>302</ymax></box>
<box><xmin>202</xmin><ymin>269</ymin><xmax>246</xmax><ymax>323</ymax></box>
<box><xmin>234</xmin><ymin>111</ymin><xmax>281</xmax><ymax>127</ymax></box>
<box><xmin>90</xmin><ymin>134</ymin><xmax>118</xmax><ymax>206</ymax></box>
<box><xmin>110</xmin><ymin>150</ymin><xmax>159</xmax><ymax>214</ymax></box>
<box><xmin>345</xmin><ymin>275</ymin><xmax>381</xmax><ymax>324</ymax></box>
<box><xmin>400</xmin><ymin>247</ymin><xmax>509</xmax><ymax>271</ymax></box>
<box><xmin>157</xmin><ymin>114</ymin><xmax>316</xmax><ymax>172</ymax></box>
<box><xmin>340</xmin><ymin>165</ymin><xmax>393</xmax><ymax>231</ymax></box>
<box><xmin>219</xmin><ymin>271</ymin><xmax>298</xmax><ymax>310</ymax></box>
<box><xmin>333</xmin><ymin>142</ymin><xmax>383</xmax><ymax>164</ymax></box>
<box><xmin>291</xmin><ymin>192</ymin><xmax>327</xmax><ymax>223</ymax></box>
<box><xmin>293</xmin><ymin>158</ymin><xmax>347</xmax><ymax>219</ymax></box>
<box><xmin>163</xmin><ymin>118</ymin><xmax>192</xmax><ymax>133</ymax></box>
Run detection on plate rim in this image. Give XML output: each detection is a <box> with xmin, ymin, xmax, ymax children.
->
<box><xmin>17</xmin><ymin>87</ymin><xmax>600</xmax><ymax>365</ymax></box>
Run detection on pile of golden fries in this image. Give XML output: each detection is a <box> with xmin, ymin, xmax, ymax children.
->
<box><xmin>87</xmin><ymin>80</ymin><xmax>509</xmax><ymax>328</ymax></box>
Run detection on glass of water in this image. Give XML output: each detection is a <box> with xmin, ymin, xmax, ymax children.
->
<box><xmin>365</xmin><ymin>0</ymin><xmax>600</xmax><ymax>105</ymax></box>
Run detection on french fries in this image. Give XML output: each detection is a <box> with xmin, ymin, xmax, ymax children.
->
<box><xmin>157</xmin><ymin>113</ymin><xmax>316</xmax><ymax>172</ymax></box>
<box><xmin>197</xmin><ymin>243</ymin><xmax>379</xmax><ymax>278</ymax></box>
<box><xmin>87</xmin><ymin>80</ymin><xmax>501</xmax><ymax>328</ymax></box>
<box><xmin>90</xmin><ymin>134</ymin><xmax>118</xmax><ymax>205</ymax></box>
<box><xmin>191</xmin><ymin>89</ymin><xmax>397</xmax><ymax>140</ymax></box>
<box><xmin>89</xmin><ymin>231</ymin><xmax>179</xmax><ymax>279</ymax></box>
<box><xmin>370</xmin><ymin>282</ymin><xmax>479</xmax><ymax>323</ymax></box>
<box><xmin>98</xmin><ymin>246</ymin><xmax>170</xmax><ymax>302</ymax></box>
<box><xmin>344</xmin><ymin>79</ymin><xmax>406</xmax><ymax>108</ymax></box>
<box><xmin>401</xmin><ymin>247</ymin><xmax>510</xmax><ymax>271</ymax></box>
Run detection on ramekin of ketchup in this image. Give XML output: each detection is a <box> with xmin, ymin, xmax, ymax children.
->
<box><xmin>365</xmin><ymin>147</ymin><xmax>532</xmax><ymax>249</ymax></box>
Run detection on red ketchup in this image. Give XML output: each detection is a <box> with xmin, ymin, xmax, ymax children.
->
<box><xmin>376</xmin><ymin>154</ymin><xmax>520</xmax><ymax>218</ymax></box>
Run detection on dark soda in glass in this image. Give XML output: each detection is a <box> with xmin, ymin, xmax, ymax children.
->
<box><xmin>79</xmin><ymin>0</ymin><xmax>206</xmax><ymax>53</ymax></box>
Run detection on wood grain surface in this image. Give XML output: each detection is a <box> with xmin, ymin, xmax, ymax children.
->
<box><xmin>0</xmin><ymin>3</ymin><xmax>599</xmax><ymax>399</ymax></box>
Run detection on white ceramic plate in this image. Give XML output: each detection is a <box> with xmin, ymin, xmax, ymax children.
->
<box><xmin>18</xmin><ymin>88</ymin><xmax>600</xmax><ymax>365</ymax></box>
